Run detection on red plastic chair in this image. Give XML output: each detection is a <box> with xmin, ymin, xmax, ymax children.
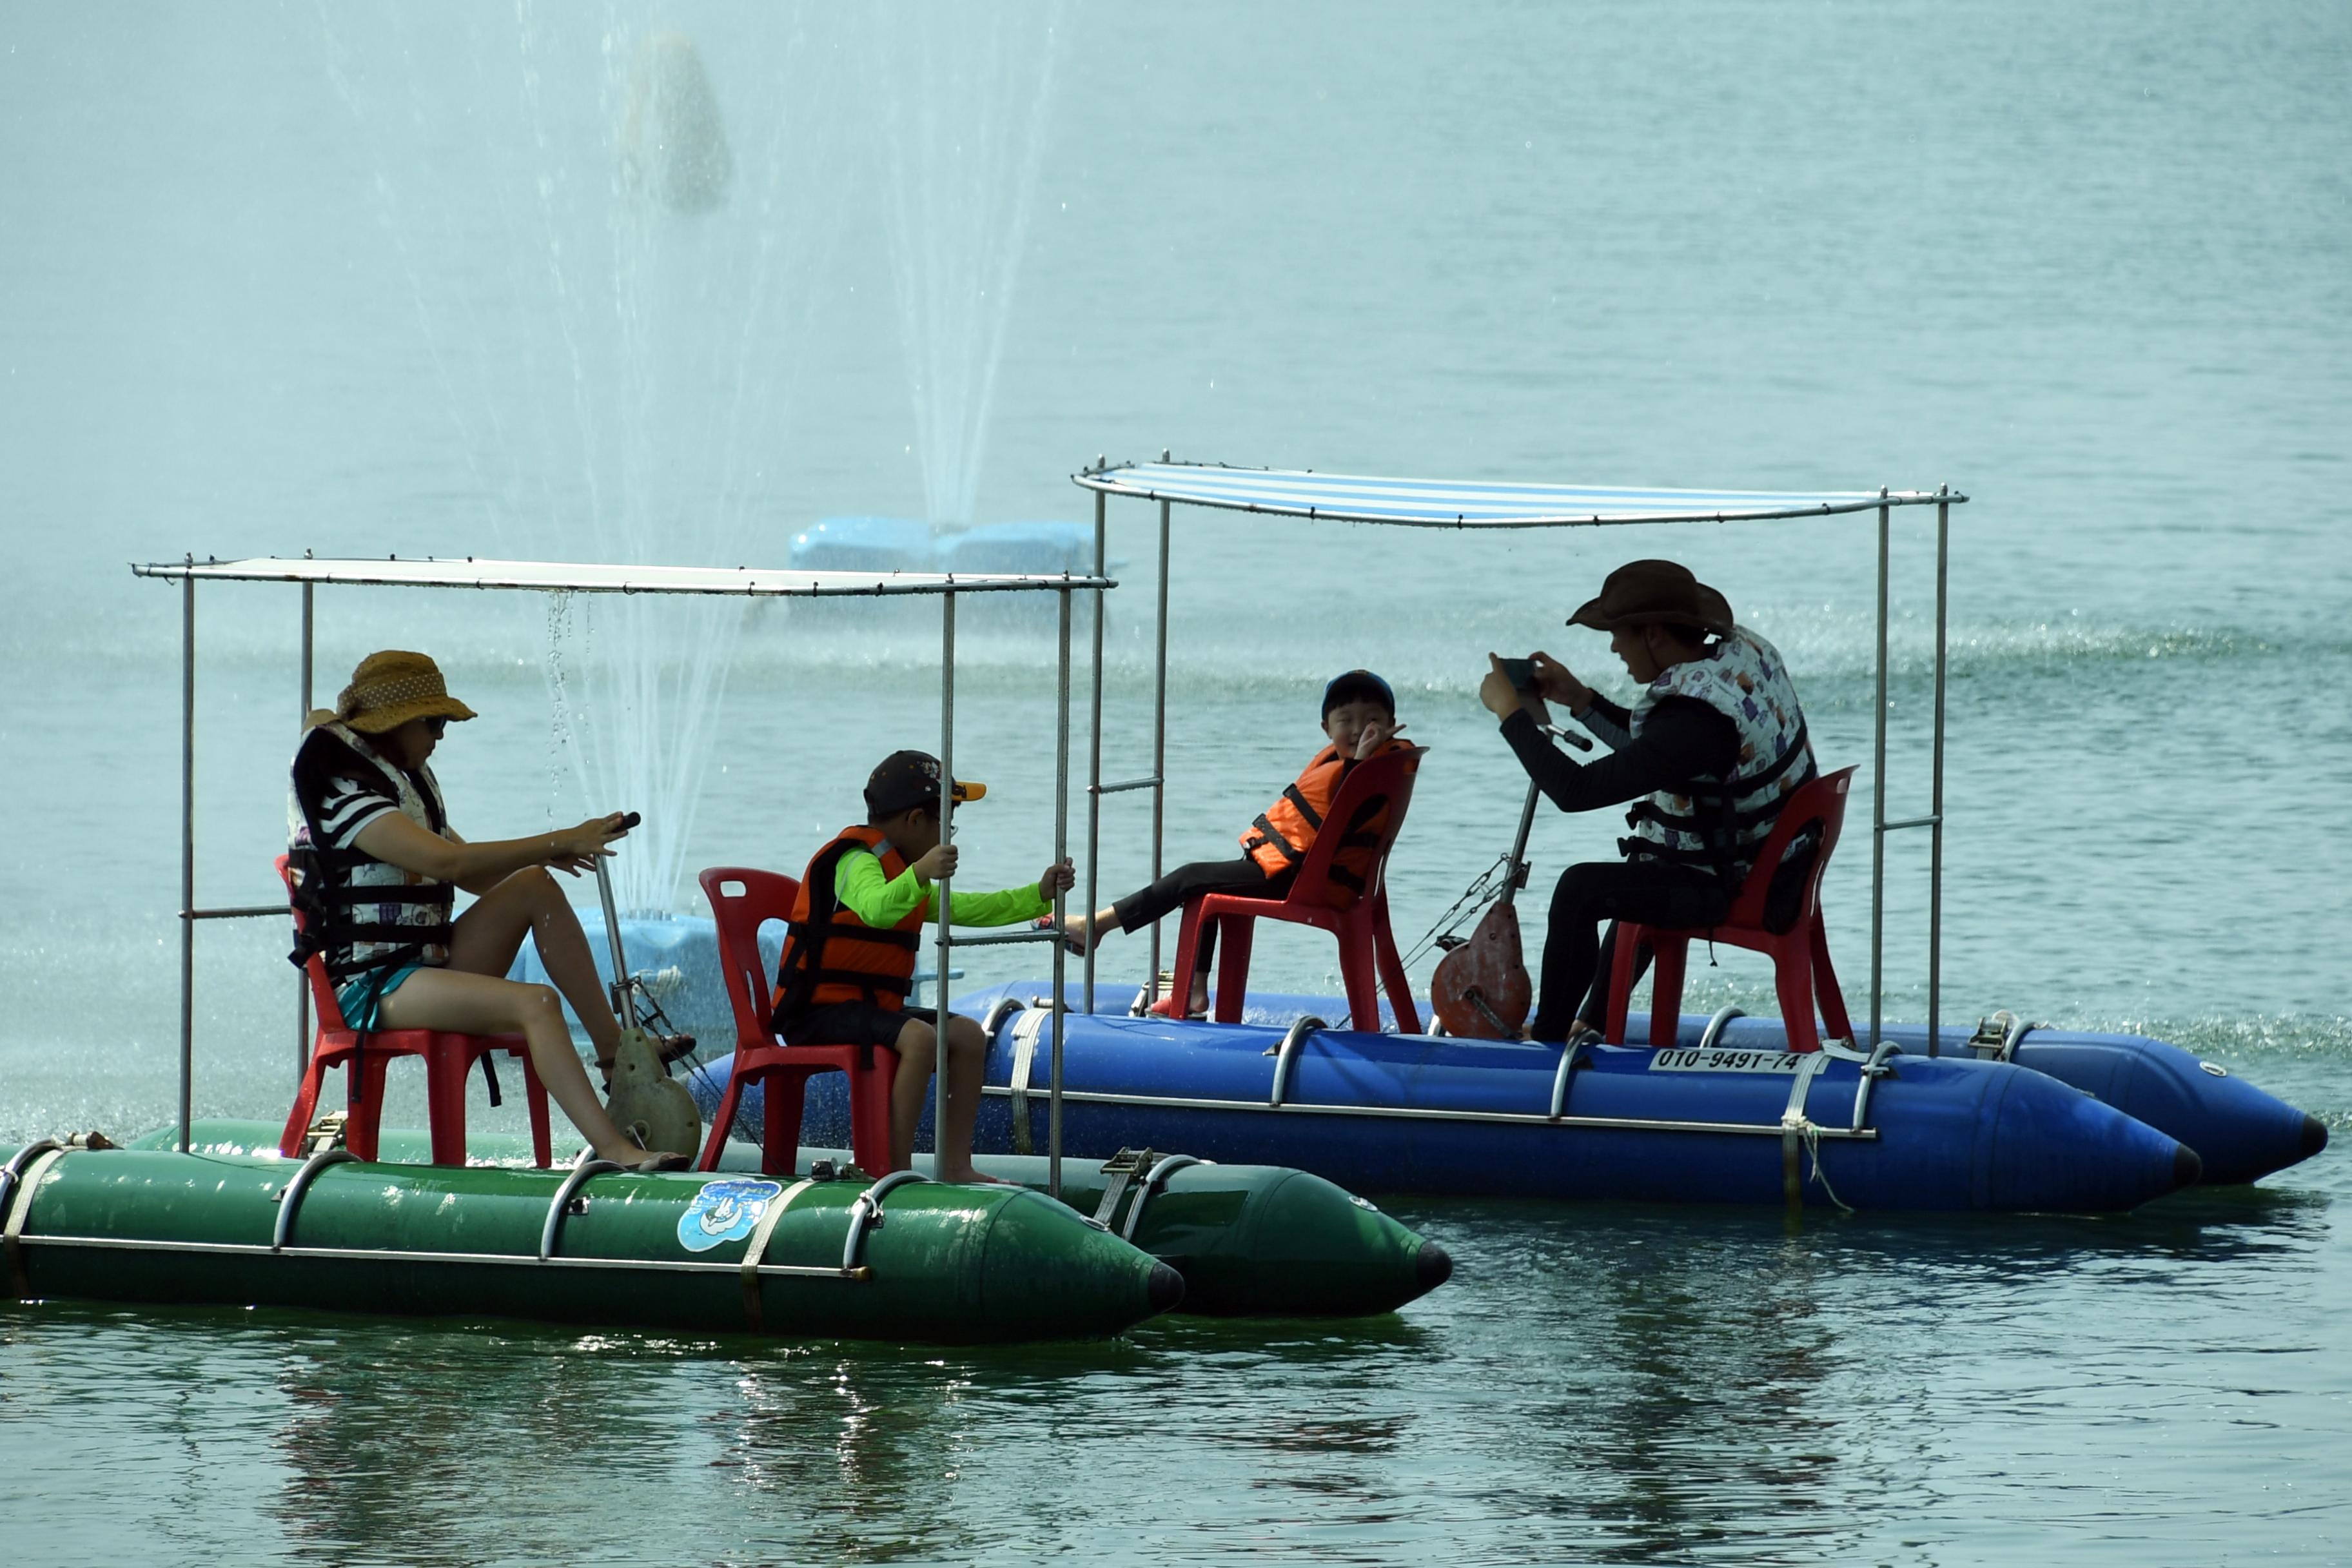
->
<box><xmin>1602</xmin><ymin>765</ymin><xmax>1857</xmax><ymax>1054</ymax></box>
<box><xmin>696</xmin><ymin>867</ymin><xmax>901</xmax><ymax>1177</ymax></box>
<box><xmin>1169</xmin><ymin>746</ymin><xmax>1425</xmax><ymax>1034</ymax></box>
<box><xmin>275</xmin><ymin>856</ymin><xmax>552</xmax><ymax>1166</ymax></box>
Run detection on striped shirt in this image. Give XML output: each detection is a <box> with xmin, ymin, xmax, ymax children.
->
<box><xmin>286</xmin><ymin>723</ymin><xmax>453</xmax><ymax>975</ymax></box>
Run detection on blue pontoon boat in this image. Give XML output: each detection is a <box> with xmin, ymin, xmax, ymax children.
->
<box><xmin>694</xmin><ymin>458</ymin><xmax>2324</xmax><ymax>1213</ymax></box>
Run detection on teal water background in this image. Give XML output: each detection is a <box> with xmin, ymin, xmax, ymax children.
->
<box><xmin>3</xmin><ymin>2</ymin><xmax>2348</xmax><ymax>1562</ymax></box>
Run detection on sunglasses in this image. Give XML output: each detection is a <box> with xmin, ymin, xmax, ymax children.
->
<box><xmin>422</xmin><ymin>716</ymin><xmax>448</xmax><ymax>738</ymax></box>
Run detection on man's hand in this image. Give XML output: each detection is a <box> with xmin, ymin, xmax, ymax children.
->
<box><xmin>1481</xmin><ymin>655</ymin><xmax>1551</xmax><ymax>726</ymax></box>
<box><xmin>912</xmin><ymin>843</ymin><xmax>959</xmax><ymax>885</ymax></box>
<box><xmin>1351</xmin><ymin>718</ymin><xmax>1406</xmax><ymax>760</ymax></box>
<box><xmin>1037</xmin><ymin>858</ymin><xmax>1076</xmax><ymax>901</ymax></box>
<box><xmin>1529</xmin><ymin>651</ymin><xmax>1594</xmax><ymax>714</ymax></box>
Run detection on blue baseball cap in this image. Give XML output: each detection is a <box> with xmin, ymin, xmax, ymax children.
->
<box><xmin>1321</xmin><ymin>669</ymin><xmax>1395</xmax><ymax>718</ymax></box>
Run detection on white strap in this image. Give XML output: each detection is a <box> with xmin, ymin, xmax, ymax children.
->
<box><xmin>1779</xmin><ymin>1051</ymin><xmax>1833</xmax><ymax>1207</ymax></box>
<box><xmin>738</xmin><ymin>1178</ymin><xmax>817</xmax><ymax>1331</ymax></box>
<box><xmin>5</xmin><ymin>1148</ymin><xmax>69</xmax><ymax>1298</ymax></box>
<box><xmin>1007</xmin><ymin>1008</ymin><xmax>1049</xmax><ymax>1155</ymax></box>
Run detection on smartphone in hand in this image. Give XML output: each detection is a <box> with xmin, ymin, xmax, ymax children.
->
<box><xmin>1498</xmin><ymin>657</ymin><xmax>1538</xmax><ymax>694</ymax></box>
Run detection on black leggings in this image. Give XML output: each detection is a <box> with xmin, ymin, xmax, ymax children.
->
<box><xmin>1529</xmin><ymin>859</ymin><xmax>1730</xmax><ymax>1043</ymax></box>
<box><xmin>1112</xmin><ymin>856</ymin><xmax>1298</xmax><ymax>974</ymax></box>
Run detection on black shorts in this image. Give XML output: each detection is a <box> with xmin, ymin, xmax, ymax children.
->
<box><xmin>776</xmin><ymin>1002</ymin><xmax>935</xmax><ymax>1052</ymax></box>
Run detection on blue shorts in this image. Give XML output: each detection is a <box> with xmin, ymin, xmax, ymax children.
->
<box><xmin>337</xmin><ymin>963</ymin><xmax>427</xmax><ymax>1032</ymax></box>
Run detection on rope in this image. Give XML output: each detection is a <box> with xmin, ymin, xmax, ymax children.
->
<box><xmin>1399</xmin><ymin>852</ymin><xmax>1518</xmax><ymax>970</ymax></box>
<box><xmin>1801</xmin><ymin>1120</ymin><xmax>1854</xmax><ymax>1216</ymax></box>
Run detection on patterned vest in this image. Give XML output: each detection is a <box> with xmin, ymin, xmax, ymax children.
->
<box><xmin>1622</xmin><ymin>629</ymin><xmax>1814</xmax><ymax>883</ymax></box>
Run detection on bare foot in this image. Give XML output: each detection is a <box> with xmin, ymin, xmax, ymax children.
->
<box><xmin>594</xmin><ymin>1141</ymin><xmax>685</xmax><ymax>1168</ymax></box>
<box><xmin>933</xmin><ymin>1166</ymin><xmax>1009</xmax><ymax>1185</ymax></box>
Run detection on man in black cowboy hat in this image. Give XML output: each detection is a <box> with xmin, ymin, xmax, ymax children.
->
<box><xmin>1478</xmin><ymin>560</ymin><xmax>1818</xmax><ymax>1043</ymax></box>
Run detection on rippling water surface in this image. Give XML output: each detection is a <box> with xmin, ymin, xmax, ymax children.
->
<box><xmin>3</xmin><ymin>1</ymin><xmax>2347</xmax><ymax>1562</ymax></box>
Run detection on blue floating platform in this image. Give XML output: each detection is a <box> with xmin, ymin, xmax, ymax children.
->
<box><xmin>578</xmin><ymin>911</ymin><xmax>2319</xmax><ymax>1211</ymax></box>
<box><xmin>691</xmin><ymin>983</ymin><xmax>2206</xmax><ymax>1213</ymax></box>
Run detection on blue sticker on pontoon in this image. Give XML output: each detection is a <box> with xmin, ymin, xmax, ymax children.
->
<box><xmin>678</xmin><ymin>1177</ymin><xmax>786</xmax><ymax>1252</ymax></box>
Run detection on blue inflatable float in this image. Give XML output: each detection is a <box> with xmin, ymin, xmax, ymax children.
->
<box><xmin>1066</xmin><ymin>987</ymin><xmax>2327</xmax><ymax>1190</ymax></box>
<box><xmin>693</xmin><ymin>984</ymin><xmax>2215</xmax><ymax>1213</ymax></box>
<box><xmin>569</xmin><ymin>912</ymin><xmax>2314</xmax><ymax>1222</ymax></box>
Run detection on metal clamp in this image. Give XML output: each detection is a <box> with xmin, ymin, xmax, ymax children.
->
<box><xmin>1121</xmin><ymin>1154</ymin><xmax>1204</xmax><ymax>1242</ymax></box>
<box><xmin>739</xmin><ymin>1177</ymin><xmax>820</xmax><ymax>1330</ymax></box>
<box><xmin>273</xmin><ymin>1147</ymin><xmax>359</xmax><ymax>1251</ymax></box>
<box><xmin>841</xmin><ymin>1169</ymin><xmax>933</xmax><ymax>1274</ymax></box>
<box><xmin>1698</xmin><ymin>1006</ymin><xmax>1746</xmax><ymax>1052</ymax></box>
<box><xmin>1846</xmin><ymin>1039</ymin><xmax>1903</xmax><ymax>1133</ymax></box>
<box><xmin>1548</xmin><ymin>1039</ymin><xmax>1595</xmax><ymax>1120</ymax></box>
<box><xmin>1090</xmin><ymin>1147</ymin><xmax>1157</xmax><ymax>1227</ymax></box>
<box><xmin>982</xmin><ymin>996</ymin><xmax>1027</xmax><ymax>1036</ymax></box>
<box><xmin>1966</xmin><ymin>1010</ymin><xmax>2040</xmax><ymax>1063</ymax></box>
<box><xmin>539</xmin><ymin>1159</ymin><xmax>622</xmax><ymax>1261</ymax></box>
<box><xmin>3</xmin><ymin>1142</ymin><xmax>67</xmax><ymax>1299</ymax></box>
<box><xmin>1269</xmin><ymin>1016</ymin><xmax>1325</xmax><ymax>1108</ymax></box>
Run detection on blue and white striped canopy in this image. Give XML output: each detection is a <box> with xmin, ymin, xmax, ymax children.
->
<box><xmin>1073</xmin><ymin>461</ymin><xmax>1961</xmax><ymax>529</ymax></box>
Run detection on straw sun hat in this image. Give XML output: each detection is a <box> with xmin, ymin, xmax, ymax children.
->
<box><xmin>317</xmin><ymin>650</ymin><xmax>479</xmax><ymax>734</ymax></box>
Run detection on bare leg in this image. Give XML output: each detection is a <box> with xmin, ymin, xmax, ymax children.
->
<box><xmin>887</xmin><ymin>1015</ymin><xmax>1003</xmax><ymax>1184</ymax></box>
<box><xmin>933</xmin><ymin>1017</ymin><xmax>999</xmax><ymax>1184</ymax></box>
<box><xmin>446</xmin><ymin>868</ymin><xmax>622</xmax><ymax>1065</ymax></box>
<box><xmin>887</xmin><ymin>1017</ymin><xmax>937</xmax><ymax>1173</ymax></box>
<box><xmin>378</xmin><ymin>967</ymin><xmax>674</xmax><ymax>1162</ymax></box>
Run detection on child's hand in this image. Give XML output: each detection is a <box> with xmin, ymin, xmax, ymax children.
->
<box><xmin>1352</xmin><ymin>718</ymin><xmax>1405</xmax><ymax>759</ymax></box>
<box><xmin>912</xmin><ymin>843</ymin><xmax>959</xmax><ymax>884</ymax></box>
<box><xmin>1037</xmin><ymin>858</ymin><xmax>1076</xmax><ymax>900</ymax></box>
<box><xmin>1529</xmin><ymin>651</ymin><xmax>1594</xmax><ymax>714</ymax></box>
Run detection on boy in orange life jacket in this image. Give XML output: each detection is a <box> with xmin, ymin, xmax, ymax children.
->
<box><xmin>1053</xmin><ymin>670</ymin><xmax>1406</xmax><ymax>1015</ymax></box>
<box><xmin>771</xmin><ymin>750</ymin><xmax>1076</xmax><ymax>1181</ymax></box>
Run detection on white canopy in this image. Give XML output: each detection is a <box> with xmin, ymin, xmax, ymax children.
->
<box><xmin>1073</xmin><ymin>460</ymin><xmax>1960</xmax><ymax>529</ymax></box>
<box><xmin>132</xmin><ymin>555</ymin><xmax>1113</xmax><ymax>596</ymax></box>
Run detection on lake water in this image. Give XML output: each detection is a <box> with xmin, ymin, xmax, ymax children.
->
<box><xmin>2</xmin><ymin>1</ymin><xmax>2347</xmax><ymax>1562</ymax></box>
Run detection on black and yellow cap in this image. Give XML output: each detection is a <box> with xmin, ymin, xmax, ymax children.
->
<box><xmin>864</xmin><ymin>750</ymin><xmax>986</xmax><ymax>818</ymax></box>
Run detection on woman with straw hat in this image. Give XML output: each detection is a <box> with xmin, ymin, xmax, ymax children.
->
<box><xmin>286</xmin><ymin>650</ymin><xmax>687</xmax><ymax>1169</ymax></box>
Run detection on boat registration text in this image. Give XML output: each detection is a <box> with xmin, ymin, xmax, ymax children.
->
<box><xmin>1647</xmin><ymin>1049</ymin><xmax>1805</xmax><ymax>1074</ymax></box>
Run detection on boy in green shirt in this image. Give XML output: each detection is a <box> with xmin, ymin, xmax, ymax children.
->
<box><xmin>771</xmin><ymin>750</ymin><xmax>1073</xmax><ymax>1181</ymax></box>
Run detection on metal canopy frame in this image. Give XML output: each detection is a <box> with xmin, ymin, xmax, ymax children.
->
<box><xmin>1068</xmin><ymin>458</ymin><xmax>1965</xmax><ymax>1053</ymax></box>
<box><xmin>133</xmin><ymin>553</ymin><xmax>1115</xmax><ymax>1195</ymax></box>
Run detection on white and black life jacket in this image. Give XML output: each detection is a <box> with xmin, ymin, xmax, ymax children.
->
<box><xmin>1620</xmin><ymin>627</ymin><xmax>1815</xmax><ymax>885</ymax></box>
<box><xmin>285</xmin><ymin>723</ymin><xmax>456</xmax><ymax>984</ymax></box>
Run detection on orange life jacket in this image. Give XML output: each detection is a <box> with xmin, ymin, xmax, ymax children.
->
<box><xmin>769</xmin><ymin>826</ymin><xmax>925</xmax><ymax>1028</ymax></box>
<box><xmin>1239</xmin><ymin>740</ymin><xmax>1404</xmax><ymax>892</ymax></box>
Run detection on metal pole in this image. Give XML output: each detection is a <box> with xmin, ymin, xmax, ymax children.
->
<box><xmin>1051</xmin><ymin>587</ymin><xmax>1072</xmax><ymax>1197</ymax></box>
<box><xmin>1083</xmin><ymin>477</ymin><xmax>1106</xmax><ymax>1014</ymax></box>
<box><xmin>1928</xmin><ymin>491</ymin><xmax>1950</xmax><ymax>1058</ymax></box>
<box><xmin>935</xmin><ymin>591</ymin><xmax>957</xmax><ymax>1164</ymax></box>
<box><xmin>179</xmin><ymin>567</ymin><xmax>195</xmax><ymax>1153</ymax></box>
<box><xmin>297</xmin><ymin>582</ymin><xmax>313</xmax><ymax>1083</ymax></box>
<box><xmin>1869</xmin><ymin>496</ymin><xmax>1889</xmax><ymax>1050</ymax></box>
<box><xmin>1148</xmin><ymin>458</ymin><xmax>1171</xmax><ymax>1004</ymax></box>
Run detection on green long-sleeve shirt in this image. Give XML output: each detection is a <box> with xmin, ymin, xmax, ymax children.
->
<box><xmin>834</xmin><ymin>846</ymin><xmax>1050</xmax><ymax>930</ymax></box>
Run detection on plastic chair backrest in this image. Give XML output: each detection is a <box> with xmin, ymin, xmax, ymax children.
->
<box><xmin>698</xmin><ymin>866</ymin><xmax>799</xmax><ymax>1052</ymax></box>
<box><xmin>1279</xmin><ymin>745</ymin><xmax>1423</xmax><ymax>911</ymax></box>
<box><xmin>1722</xmin><ymin>765</ymin><xmax>1856</xmax><ymax>930</ymax></box>
<box><xmin>276</xmin><ymin>853</ymin><xmax>349</xmax><ymax>1031</ymax></box>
